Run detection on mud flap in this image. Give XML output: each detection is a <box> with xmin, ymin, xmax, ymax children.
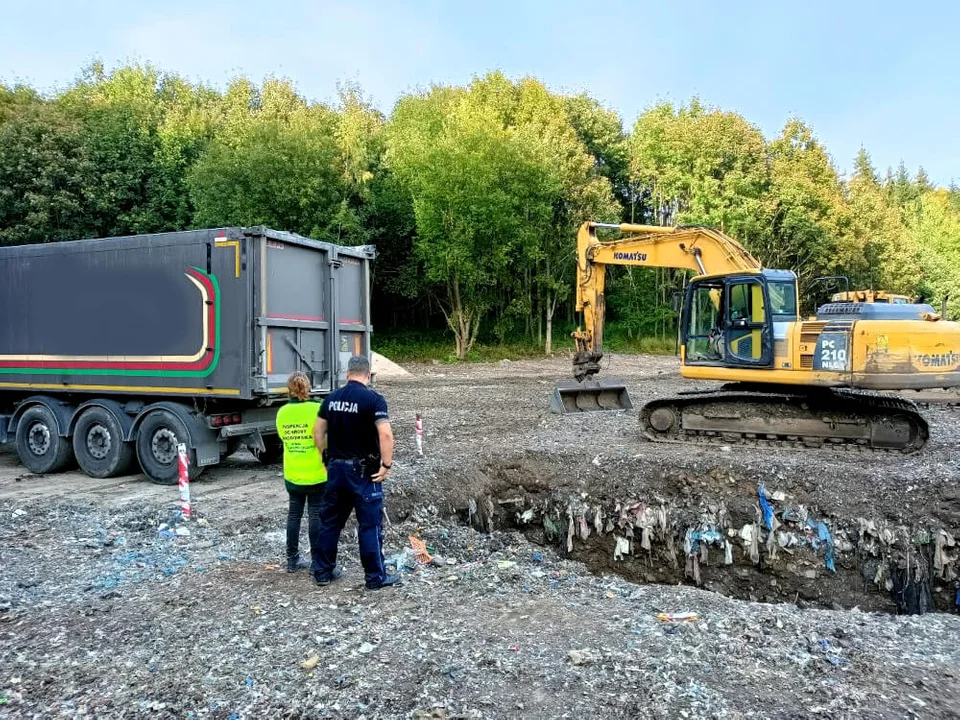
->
<box><xmin>550</xmin><ymin>378</ymin><xmax>634</xmax><ymax>414</ymax></box>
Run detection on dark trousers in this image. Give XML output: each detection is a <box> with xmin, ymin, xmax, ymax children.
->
<box><xmin>314</xmin><ymin>459</ymin><xmax>386</xmax><ymax>586</ymax></box>
<box><xmin>286</xmin><ymin>481</ymin><xmax>326</xmax><ymax>559</ymax></box>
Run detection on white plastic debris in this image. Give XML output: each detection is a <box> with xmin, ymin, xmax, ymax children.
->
<box><xmin>613</xmin><ymin>536</ymin><xmax>630</xmax><ymax>561</ymax></box>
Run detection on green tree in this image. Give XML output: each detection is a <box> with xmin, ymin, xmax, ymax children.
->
<box><xmin>758</xmin><ymin>120</ymin><xmax>850</xmax><ymax>288</ymax></box>
<box><xmin>908</xmin><ymin>190</ymin><xmax>960</xmax><ymax>317</ymax></box>
<box><xmin>58</xmin><ymin>62</ymin><xmax>183</xmax><ymax>235</ymax></box>
<box><xmin>386</xmin><ymin>78</ymin><xmax>561</xmax><ymax>358</ymax></box>
<box><xmin>562</xmin><ymin>93</ymin><xmax>631</xmax><ymax>219</ymax></box>
<box><xmin>628</xmin><ymin>98</ymin><xmax>769</xmax><ymax>231</ymax></box>
<box><xmin>621</xmin><ymin>98</ymin><xmax>769</xmax><ymax>337</ymax></box>
<box><xmin>0</xmin><ymin>97</ymin><xmax>94</xmax><ymax>245</ymax></box>
<box><xmin>328</xmin><ymin>82</ymin><xmax>387</xmax><ymax>245</ymax></box>
<box><xmin>845</xmin><ymin>147</ymin><xmax>920</xmax><ymax>293</ymax></box>
<box><xmin>186</xmin><ymin>79</ymin><xmax>344</xmax><ymax>239</ymax></box>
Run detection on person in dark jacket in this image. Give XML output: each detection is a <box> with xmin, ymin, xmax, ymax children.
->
<box><xmin>275</xmin><ymin>371</ymin><xmax>327</xmax><ymax>573</ymax></box>
<box><xmin>311</xmin><ymin>354</ymin><xmax>401</xmax><ymax>590</ymax></box>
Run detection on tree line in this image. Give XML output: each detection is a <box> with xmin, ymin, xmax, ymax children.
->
<box><xmin>2</xmin><ymin>62</ymin><xmax>958</xmax><ymax>358</ymax></box>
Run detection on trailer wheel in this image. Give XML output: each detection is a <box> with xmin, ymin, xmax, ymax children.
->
<box><xmin>72</xmin><ymin>406</ymin><xmax>134</xmax><ymax>478</ymax></box>
<box><xmin>136</xmin><ymin>409</ymin><xmax>204</xmax><ymax>485</ymax></box>
<box><xmin>15</xmin><ymin>405</ymin><xmax>74</xmax><ymax>475</ymax></box>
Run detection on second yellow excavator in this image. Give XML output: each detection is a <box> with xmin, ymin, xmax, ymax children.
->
<box><xmin>829</xmin><ymin>289</ymin><xmax>916</xmax><ymax>304</ymax></box>
<box><xmin>551</xmin><ymin>222</ymin><xmax>960</xmax><ymax>453</ymax></box>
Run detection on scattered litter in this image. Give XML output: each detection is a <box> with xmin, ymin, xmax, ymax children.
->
<box><xmin>656</xmin><ymin>612</ymin><xmax>699</xmax><ymax>622</ymax></box>
<box><xmin>566</xmin><ymin>649</ymin><xmax>598</xmax><ymax>666</ymax></box>
<box><xmin>613</xmin><ymin>536</ymin><xmax>630</xmax><ymax>561</ymax></box>
<box><xmin>816</xmin><ymin>521</ymin><xmax>836</xmax><ymax>573</ymax></box>
<box><xmin>408</xmin><ymin>536</ymin><xmax>432</xmax><ymax>564</ymax></box>
<box><xmin>2</xmin><ymin>362</ymin><xmax>960</xmax><ymax>718</ymax></box>
<box><xmin>387</xmin><ymin>547</ymin><xmax>418</xmax><ymax>573</ymax></box>
<box><xmin>758</xmin><ymin>483</ymin><xmax>775</xmax><ymax>530</ymax></box>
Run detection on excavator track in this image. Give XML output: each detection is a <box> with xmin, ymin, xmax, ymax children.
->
<box><xmin>895</xmin><ymin>388</ymin><xmax>960</xmax><ymax>410</ymax></box>
<box><xmin>639</xmin><ymin>384</ymin><xmax>929</xmax><ymax>454</ymax></box>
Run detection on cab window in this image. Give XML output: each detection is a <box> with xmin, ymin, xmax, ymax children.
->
<box><xmin>727</xmin><ymin>281</ymin><xmax>765</xmax><ymax>325</ymax></box>
<box><xmin>684</xmin><ymin>282</ymin><xmax>723</xmax><ymax>361</ymax></box>
<box><xmin>768</xmin><ymin>281</ymin><xmax>797</xmax><ymax>319</ymax></box>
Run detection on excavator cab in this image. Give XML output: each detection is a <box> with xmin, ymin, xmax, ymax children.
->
<box><xmin>681</xmin><ymin>270</ymin><xmax>797</xmax><ymax>370</ymax></box>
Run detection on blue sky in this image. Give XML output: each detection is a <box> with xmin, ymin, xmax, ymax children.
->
<box><xmin>1</xmin><ymin>0</ymin><xmax>956</xmax><ymax>187</ymax></box>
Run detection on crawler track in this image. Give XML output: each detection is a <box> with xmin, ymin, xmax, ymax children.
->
<box><xmin>639</xmin><ymin>383</ymin><xmax>929</xmax><ymax>453</ymax></box>
<box><xmin>896</xmin><ymin>388</ymin><xmax>960</xmax><ymax>409</ymax></box>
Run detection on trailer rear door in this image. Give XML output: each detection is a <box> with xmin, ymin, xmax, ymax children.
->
<box><xmin>254</xmin><ymin>231</ymin><xmax>374</xmax><ymax>395</ymax></box>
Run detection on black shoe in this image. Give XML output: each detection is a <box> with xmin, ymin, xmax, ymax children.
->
<box><xmin>286</xmin><ymin>554</ymin><xmax>310</xmax><ymax>573</ymax></box>
<box><xmin>366</xmin><ymin>573</ymin><xmax>403</xmax><ymax>590</ymax></box>
<box><xmin>314</xmin><ymin>566</ymin><xmax>344</xmax><ymax>586</ymax></box>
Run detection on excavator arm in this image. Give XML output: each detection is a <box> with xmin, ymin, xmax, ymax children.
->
<box><xmin>571</xmin><ymin>222</ymin><xmax>762</xmax><ymax>381</ymax></box>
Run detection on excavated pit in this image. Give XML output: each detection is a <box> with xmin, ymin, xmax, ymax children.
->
<box><xmin>432</xmin><ymin>451</ymin><xmax>960</xmax><ymax>616</ymax></box>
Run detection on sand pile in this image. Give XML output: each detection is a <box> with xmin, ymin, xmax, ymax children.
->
<box><xmin>372</xmin><ymin>351</ymin><xmax>412</xmax><ymax>378</ymax></box>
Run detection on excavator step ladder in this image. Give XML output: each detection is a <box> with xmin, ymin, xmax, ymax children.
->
<box><xmin>550</xmin><ymin>378</ymin><xmax>634</xmax><ymax>414</ymax></box>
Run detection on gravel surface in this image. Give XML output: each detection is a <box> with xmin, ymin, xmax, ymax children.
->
<box><xmin>1</xmin><ymin>353</ymin><xmax>959</xmax><ymax>719</ymax></box>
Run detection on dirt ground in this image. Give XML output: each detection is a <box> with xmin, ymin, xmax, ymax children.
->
<box><xmin>1</xmin><ymin>353</ymin><xmax>959</xmax><ymax>719</ymax></box>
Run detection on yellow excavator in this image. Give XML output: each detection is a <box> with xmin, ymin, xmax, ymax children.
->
<box><xmin>550</xmin><ymin>221</ymin><xmax>960</xmax><ymax>453</ymax></box>
<box><xmin>829</xmin><ymin>289</ymin><xmax>916</xmax><ymax>304</ymax></box>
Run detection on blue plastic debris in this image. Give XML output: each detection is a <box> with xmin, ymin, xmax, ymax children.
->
<box><xmin>757</xmin><ymin>483</ymin><xmax>775</xmax><ymax>529</ymax></box>
<box><xmin>245</xmin><ymin>677</ymin><xmax>254</xmax><ymax>688</ymax></box>
<box><xmin>532</xmin><ymin>552</ymin><xmax>543</xmax><ymax>563</ymax></box>
<box><xmin>686</xmin><ymin>529</ymin><xmax>724</xmax><ymax>554</ymax></box>
<box><xmin>956</xmin><ymin>586</ymin><xmax>960</xmax><ymax>606</ymax></box>
<box><xmin>817</xmin><ymin>521</ymin><xmax>836</xmax><ymax>572</ymax></box>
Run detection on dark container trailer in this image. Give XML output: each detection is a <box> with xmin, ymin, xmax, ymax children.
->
<box><xmin>0</xmin><ymin>226</ymin><xmax>376</xmax><ymax>484</ymax></box>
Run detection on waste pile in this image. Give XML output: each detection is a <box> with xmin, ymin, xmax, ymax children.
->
<box><xmin>2</xmin><ymin>492</ymin><xmax>959</xmax><ymax>718</ymax></box>
<box><xmin>459</xmin><ymin>472</ymin><xmax>960</xmax><ymax>615</ymax></box>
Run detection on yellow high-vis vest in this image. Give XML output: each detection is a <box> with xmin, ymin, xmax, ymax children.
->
<box><xmin>275</xmin><ymin>400</ymin><xmax>327</xmax><ymax>485</ymax></box>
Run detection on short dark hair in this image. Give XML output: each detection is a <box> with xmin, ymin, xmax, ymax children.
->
<box><xmin>346</xmin><ymin>354</ymin><xmax>370</xmax><ymax>375</ymax></box>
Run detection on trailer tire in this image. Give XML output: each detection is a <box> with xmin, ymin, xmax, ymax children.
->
<box><xmin>136</xmin><ymin>409</ymin><xmax>204</xmax><ymax>485</ymax></box>
<box><xmin>15</xmin><ymin>405</ymin><xmax>74</xmax><ymax>475</ymax></box>
<box><xmin>72</xmin><ymin>406</ymin><xmax>134</xmax><ymax>479</ymax></box>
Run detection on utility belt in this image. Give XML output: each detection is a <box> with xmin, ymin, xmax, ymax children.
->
<box><xmin>325</xmin><ymin>452</ymin><xmax>380</xmax><ymax>477</ymax></box>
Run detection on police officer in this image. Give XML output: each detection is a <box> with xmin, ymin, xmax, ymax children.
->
<box><xmin>275</xmin><ymin>371</ymin><xmax>327</xmax><ymax>573</ymax></box>
<box><xmin>311</xmin><ymin>354</ymin><xmax>401</xmax><ymax>590</ymax></box>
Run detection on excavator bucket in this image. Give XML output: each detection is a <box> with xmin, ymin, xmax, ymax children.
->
<box><xmin>549</xmin><ymin>378</ymin><xmax>634</xmax><ymax>414</ymax></box>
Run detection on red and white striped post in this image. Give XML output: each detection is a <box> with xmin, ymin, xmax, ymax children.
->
<box><xmin>415</xmin><ymin>414</ymin><xmax>424</xmax><ymax>456</ymax></box>
<box><xmin>177</xmin><ymin>443</ymin><xmax>192</xmax><ymax>518</ymax></box>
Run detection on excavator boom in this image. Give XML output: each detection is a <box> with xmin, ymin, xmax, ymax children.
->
<box><xmin>554</xmin><ymin>221</ymin><xmax>770</xmax><ymax>412</ymax></box>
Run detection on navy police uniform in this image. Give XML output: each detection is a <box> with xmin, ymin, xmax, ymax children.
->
<box><xmin>313</xmin><ymin>379</ymin><xmax>391</xmax><ymax>587</ymax></box>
